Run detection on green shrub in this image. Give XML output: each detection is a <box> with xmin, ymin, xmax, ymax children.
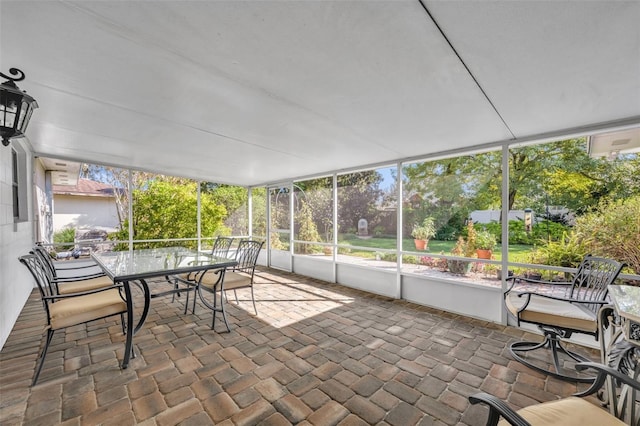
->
<box><xmin>435</xmin><ymin>224</ymin><xmax>458</xmax><ymax>241</ymax></box>
<box><xmin>574</xmin><ymin>196</ymin><xmax>640</xmax><ymax>274</ymax></box>
<box><xmin>528</xmin><ymin>232</ymin><xmax>587</xmax><ymax>268</ymax></box>
<box><xmin>337</xmin><ymin>246</ymin><xmax>352</xmax><ymax>255</ymax></box>
<box><xmin>296</xmin><ymin>202</ymin><xmax>322</xmax><ymax>253</ymax></box>
<box><xmin>479</xmin><ymin>220</ymin><xmax>570</xmax><ymax>245</ymax></box>
<box><xmin>53</xmin><ymin>227</ymin><xmax>75</xmax><ymax>251</ymax></box>
<box><xmin>402</xmin><ymin>255</ymin><xmax>417</xmax><ymax>264</ymax></box>
<box><xmin>373</xmin><ymin>226</ymin><xmax>385</xmax><ymax>237</ymax></box>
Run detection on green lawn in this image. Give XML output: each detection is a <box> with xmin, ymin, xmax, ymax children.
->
<box><xmin>338</xmin><ymin>235</ymin><xmax>532</xmax><ymax>261</ymax></box>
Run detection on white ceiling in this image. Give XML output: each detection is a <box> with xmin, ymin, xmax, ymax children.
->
<box><xmin>2</xmin><ymin>1</ymin><xmax>639</xmax><ymax>186</ymax></box>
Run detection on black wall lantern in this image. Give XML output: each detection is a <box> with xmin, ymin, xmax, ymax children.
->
<box><xmin>1</xmin><ymin>68</ymin><xmax>38</xmax><ymax>146</ymax></box>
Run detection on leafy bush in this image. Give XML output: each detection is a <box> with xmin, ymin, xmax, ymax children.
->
<box><xmin>53</xmin><ymin>227</ymin><xmax>76</xmax><ymax>251</ymax></box>
<box><xmin>528</xmin><ymin>232</ymin><xmax>587</xmax><ymax>268</ymax></box>
<box><xmin>296</xmin><ymin>201</ymin><xmax>322</xmax><ymax>253</ymax></box>
<box><xmin>435</xmin><ymin>224</ymin><xmax>458</xmax><ymax>241</ymax></box>
<box><xmin>382</xmin><ymin>252</ymin><xmax>398</xmax><ymax>262</ymax></box>
<box><xmin>403</xmin><ymin>255</ymin><xmax>418</xmax><ymax>264</ymax></box>
<box><xmin>574</xmin><ymin>196</ymin><xmax>640</xmax><ymax>274</ymax></box>
<box><xmin>111</xmin><ymin>180</ymin><xmax>225</xmax><ymax>249</ymax></box>
<box><xmin>479</xmin><ymin>220</ymin><xmax>570</xmax><ymax>245</ymax></box>
<box><xmin>373</xmin><ymin>226</ymin><xmax>385</xmax><ymax>237</ymax></box>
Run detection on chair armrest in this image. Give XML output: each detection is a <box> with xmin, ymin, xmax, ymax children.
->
<box><xmin>43</xmin><ymin>283</ymin><xmax>122</xmax><ymax>300</ymax></box>
<box><xmin>53</xmin><ymin>262</ymin><xmax>99</xmax><ymax>270</ymax></box>
<box><xmin>173</xmin><ymin>274</ymin><xmax>199</xmax><ymax>285</ymax></box>
<box><xmin>506</xmin><ymin>275</ymin><xmax>572</xmax><ymax>286</ymax></box>
<box><xmin>575</xmin><ymin>362</ymin><xmax>640</xmax><ymax>396</ymax></box>
<box><xmin>514</xmin><ymin>291</ymin><xmax>608</xmax><ymax>306</ymax></box>
<box><xmin>468</xmin><ymin>393</ymin><xmax>531</xmax><ymax>426</ymax></box>
<box><xmin>504</xmin><ymin>276</ymin><xmax>571</xmax><ymax>296</ymax></box>
<box><xmin>197</xmin><ymin>268</ymin><xmax>225</xmax><ymax>286</ymax></box>
<box><xmin>52</xmin><ymin>272</ymin><xmax>107</xmax><ymax>283</ymax></box>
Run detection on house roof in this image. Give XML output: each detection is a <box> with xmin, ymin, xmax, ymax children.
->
<box><xmin>52</xmin><ymin>178</ymin><xmax>116</xmax><ymax>198</ymax></box>
<box><xmin>3</xmin><ymin>1</ymin><xmax>639</xmax><ymax>186</ymax></box>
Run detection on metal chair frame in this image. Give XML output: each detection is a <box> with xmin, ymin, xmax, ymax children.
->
<box><xmin>470</xmin><ymin>362</ymin><xmax>639</xmax><ymax>426</ymax></box>
<box><xmin>32</xmin><ymin>244</ymin><xmax>105</xmax><ymax>282</ymax></box>
<box><xmin>197</xmin><ymin>239</ymin><xmax>264</xmax><ymax>331</ymax></box>
<box><xmin>505</xmin><ymin>254</ymin><xmax>624</xmax><ymax>382</ymax></box>
<box><xmin>172</xmin><ymin>236</ymin><xmax>234</xmax><ymax>313</ymax></box>
<box><xmin>19</xmin><ymin>254</ymin><xmax>127</xmax><ymax>385</ymax></box>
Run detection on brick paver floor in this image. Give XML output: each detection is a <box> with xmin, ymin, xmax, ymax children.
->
<box><xmin>0</xmin><ymin>267</ymin><xmax>600</xmax><ymax>425</ymax></box>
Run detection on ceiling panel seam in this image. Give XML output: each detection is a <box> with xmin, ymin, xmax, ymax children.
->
<box><xmin>60</xmin><ymin>0</ymin><xmax>400</xmax><ymax>157</ymax></box>
<box><xmin>30</xmin><ymin>81</ymin><xmax>307</xmax><ymax>159</ymax></box>
<box><xmin>418</xmin><ymin>0</ymin><xmax>516</xmax><ymax>141</ymax></box>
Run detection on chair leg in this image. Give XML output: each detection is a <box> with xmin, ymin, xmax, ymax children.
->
<box><xmin>211</xmin><ymin>288</ymin><xmax>217</xmax><ymax>330</ymax></box>
<box><xmin>198</xmin><ymin>286</ymin><xmax>230</xmax><ymax>333</ymax></box>
<box><xmin>215</xmin><ymin>288</ymin><xmax>231</xmax><ymax>333</ymax></box>
<box><xmin>184</xmin><ymin>285</ymin><xmax>190</xmax><ymax>315</ymax></box>
<box><xmin>171</xmin><ymin>276</ymin><xmax>180</xmax><ymax>302</ymax></box>
<box><xmin>509</xmin><ymin>327</ymin><xmax>595</xmax><ymax>383</ymax></box>
<box><xmin>250</xmin><ymin>286</ymin><xmax>257</xmax><ymax>315</ymax></box>
<box><xmin>191</xmin><ymin>286</ymin><xmax>197</xmax><ymax>314</ymax></box>
<box><xmin>234</xmin><ymin>289</ymin><xmax>239</xmax><ymax>304</ymax></box>
<box><xmin>33</xmin><ymin>328</ymin><xmax>55</xmax><ymax>386</ymax></box>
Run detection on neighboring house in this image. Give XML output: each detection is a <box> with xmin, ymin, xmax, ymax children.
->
<box><xmin>52</xmin><ymin>178</ymin><xmax>120</xmax><ymax>233</ymax></box>
<box><xmin>470</xmin><ymin>207</ymin><xmax>573</xmax><ymax>225</ymax></box>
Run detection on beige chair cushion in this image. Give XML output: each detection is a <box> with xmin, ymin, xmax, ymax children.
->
<box><xmin>57</xmin><ymin>276</ymin><xmax>114</xmax><ymax>294</ymax></box>
<box><xmin>49</xmin><ymin>288</ymin><xmax>127</xmax><ymax>329</ymax></box>
<box><xmin>174</xmin><ymin>272</ymin><xmax>200</xmax><ymax>285</ymax></box>
<box><xmin>200</xmin><ymin>270</ymin><xmax>251</xmax><ymax>291</ymax></box>
<box><xmin>199</xmin><ymin>270</ymin><xmax>225</xmax><ymax>288</ymax></box>
<box><xmin>506</xmin><ymin>293</ymin><xmax>597</xmax><ymax>333</ymax></box>
<box><xmin>222</xmin><ymin>271</ymin><xmax>252</xmax><ymax>291</ymax></box>
<box><xmin>498</xmin><ymin>397</ymin><xmax>624</xmax><ymax>426</ymax></box>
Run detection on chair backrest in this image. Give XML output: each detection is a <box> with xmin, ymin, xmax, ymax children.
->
<box><xmin>234</xmin><ymin>240</ymin><xmax>264</xmax><ymax>277</ymax></box>
<box><xmin>211</xmin><ymin>236</ymin><xmax>234</xmax><ymax>258</ymax></box>
<box><xmin>32</xmin><ymin>245</ymin><xmax>59</xmax><ymax>279</ymax></box>
<box><xmin>568</xmin><ymin>255</ymin><xmax>624</xmax><ymax>314</ymax></box>
<box><xmin>19</xmin><ymin>254</ymin><xmax>54</xmax><ymax>323</ymax></box>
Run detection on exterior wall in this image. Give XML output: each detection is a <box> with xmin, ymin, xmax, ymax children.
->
<box><xmin>0</xmin><ymin>139</ymin><xmax>38</xmax><ymax>349</ymax></box>
<box><xmin>53</xmin><ymin>194</ymin><xmax>119</xmax><ymax>232</ymax></box>
<box><xmin>34</xmin><ymin>165</ymin><xmax>50</xmax><ymax>243</ymax></box>
<box><xmin>470</xmin><ymin>208</ymin><xmax>571</xmax><ymax>224</ymax></box>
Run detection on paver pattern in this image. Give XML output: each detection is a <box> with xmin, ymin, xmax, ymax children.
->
<box><xmin>0</xmin><ymin>267</ymin><xmax>600</xmax><ymax>425</ymax></box>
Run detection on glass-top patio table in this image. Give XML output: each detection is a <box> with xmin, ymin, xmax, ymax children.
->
<box><xmin>92</xmin><ymin>247</ymin><xmax>237</xmax><ymax>368</ymax></box>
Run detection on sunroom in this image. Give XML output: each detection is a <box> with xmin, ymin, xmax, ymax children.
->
<box><xmin>1</xmin><ymin>1</ymin><xmax>639</xmax><ymax>425</ymax></box>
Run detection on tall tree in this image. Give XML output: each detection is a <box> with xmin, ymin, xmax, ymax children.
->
<box><xmin>111</xmin><ymin>180</ymin><xmax>226</xmax><ymax>248</ymax></box>
<box><xmin>403</xmin><ymin>138</ymin><xmax>639</xmax><ymax>225</ymax></box>
<box><xmin>336</xmin><ymin>171</ymin><xmax>383</xmax><ymax>233</ymax></box>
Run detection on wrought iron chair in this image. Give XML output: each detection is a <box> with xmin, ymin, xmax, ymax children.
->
<box><xmin>196</xmin><ymin>239</ymin><xmax>264</xmax><ymax>331</ymax></box>
<box><xmin>32</xmin><ymin>244</ymin><xmax>113</xmax><ymax>294</ymax></box>
<box><xmin>20</xmin><ymin>254</ymin><xmax>127</xmax><ymax>385</ymax></box>
<box><xmin>172</xmin><ymin>236</ymin><xmax>234</xmax><ymax>313</ymax></box>
<box><xmin>504</xmin><ymin>255</ymin><xmax>624</xmax><ymax>382</ymax></box>
<box><xmin>469</xmin><ymin>362</ymin><xmax>639</xmax><ymax>425</ymax></box>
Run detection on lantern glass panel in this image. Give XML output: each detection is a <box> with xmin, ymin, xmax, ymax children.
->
<box><xmin>17</xmin><ymin>100</ymin><xmax>28</xmax><ymax>130</ymax></box>
<box><xmin>22</xmin><ymin>108</ymin><xmax>34</xmax><ymax>132</ymax></box>
<box><xmin>1</xmin><ymin>97</ymin><xmax>18</xmax><ymax>128</ymax></box>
